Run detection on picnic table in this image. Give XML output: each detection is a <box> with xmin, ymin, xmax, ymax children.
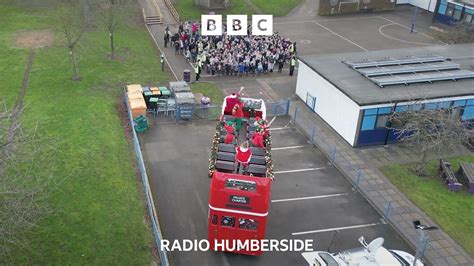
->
<box><xmin>457</xmin><ymin>162</ymin><xmax>474</xmax><ymax>194</ymax></box>
<box><xmin>439</xmin><ymin>158</ymin><xmax>462</xmax><ymax>192</ymax></box>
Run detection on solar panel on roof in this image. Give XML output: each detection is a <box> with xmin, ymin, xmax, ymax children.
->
<box><xmin>370</xmin><ymin>69</ymin><xmax>474</xmax><ymax>87</ymax></box>
<box><xmin>345</xmin><ymin>55</ymin><xmax>446</xmax><ymax>69</ymax></box>
<box><xmin>358</xmin><ymin>61</ymin><xmax>460</xmax><ymax>77</ymax></box>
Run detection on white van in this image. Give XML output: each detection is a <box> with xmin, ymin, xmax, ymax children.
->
<box><xmin>302</xmin><ymin>236</ymin><xmax>423</xmax><ymax>266</ymax></box>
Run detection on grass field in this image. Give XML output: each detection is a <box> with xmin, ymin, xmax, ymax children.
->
<box><xmin>252</xmin><ymin>0</ymin><xmax>302</xmax><ymax>16</ymax></box>
<box><xmin>1</xmin><ymin>3</ymin><xmax>169</xmax><ymax>264</ymax></box>
<box><xmin>190</xmin><ymin>82</ymin><xmax>224</xmax><ymax>106</ymax></box>
<box><xmin>381</xmin><ymin>155</ymin><xmax>474</xmax><ymax>256</ymax></box>
<box><xmin>173</xmin><ymin>0</ymin><xmax>254</xmax><ymax>21</ymax></box>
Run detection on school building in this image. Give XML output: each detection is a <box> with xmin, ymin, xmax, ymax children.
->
<box><xmin>295</xmin><ymin>44</ymin><xmax>474</xmax><ymax>147</ymax></box>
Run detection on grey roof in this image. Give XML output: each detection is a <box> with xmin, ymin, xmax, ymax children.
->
<box><xmin>298</xmin><ymin>44</ymin><xmax>474</xmax><ymax>106</ymax></box>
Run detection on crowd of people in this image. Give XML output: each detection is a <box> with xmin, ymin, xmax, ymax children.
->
<box><xmin>163</xmin><ymin>21</ymin><xmax>298</xmax><ymax>81</ymax></box>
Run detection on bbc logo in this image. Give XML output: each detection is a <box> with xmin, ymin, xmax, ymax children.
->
<box><xmin>201</xmin><ymin>15</ymin><xmax>273</xmax><ymax>36</ymax></box>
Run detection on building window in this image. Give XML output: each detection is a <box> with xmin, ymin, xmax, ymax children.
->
<box><xmin>453</xmin><ymin>9</ymin><xmax>462</xmax><ymax>20</ymax></box>
<box><xmin>221</xmin><ymin>216</ymin><xmax>235</xmax><ymax>227</ymax></box>
<box><xmin>376</xmin><ymin>115</ymin><xmax>389</xmax><ymax>128</ymax></box>
<box><xmin>361</xmin><ymin>115</ymin><xmax>377</xmax><ymax>131</ymax></box>
<box><xmin>238</xmin><ymin>218</ymin><xmax>258</xmax><ymax>230</ymax></box>
<box><xmin>453</xmin><ymin>100</ymin><xmax>467</xmax><ymax>107</ymax></box>
<box><xmin>462</xmin><ymin>106</ymin><xmax>474</xmax><ymax>120</ymax></box>
<box><xmin>395</xmin><ymin>105</ymin><xmax>408</xmax><ymax>112</ymax></box>
<box><xmin>409</xmin><ymin>104</ymin><xmax>423</xmax><ymax>111</ymax></box>
<box><xmin>447</xmin><ymin>6</ymin><xmax>454</xmax><ymax>16</ymax></box>
<box><xmin>425</xmin><ymin>102</ymin><xmax>438</xmax><ymax>110</ymax></box>
<box><xmin>464</xmin><ymin>14</ymin><xmax>472</xmax><ymax>23</ymax></box>
<box><xmin>437</xmin><ymin>101</ymin><xmax>451</xmax><ymax>109</ymax></box>
<box><xmin>361</xmin><ymin>107</ymin><xmax>393</xmax><ymax>131</ymax></box>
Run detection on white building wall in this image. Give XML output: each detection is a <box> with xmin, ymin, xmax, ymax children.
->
<box><xmin>296</xmin><ymin>61</ymin><xmax>361</xmax><ymax>146</ymax></box>
<box><xmin>397</xmin><ymin>0</ymin><xmax>436</xmax><ymax>12</ymax></box>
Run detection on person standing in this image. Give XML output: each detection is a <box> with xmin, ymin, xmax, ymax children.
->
<box><xmin>232</xmin><ymin>99</ymin><xmax>244</xmax><ymax>131</ymax></box>
<box><xmin>278</xmin><ymin>54</ymin><xmax>284</xmax><ymax>73</ymax></box>
<box><xmin>160</xmin><ymin>54</ymin><xmax>165</xmax><ymax>71</ymax></box>
<box><xmin>289</xmin><ymin>55</ymin><xmax>296</xmax><ymax>76</ymax></box>
<box><xmin>164</xmin><ymin>28</ymin><xmax>170</xmax><ymax>48</ymax></box>
<box><xmin>236</xmin><ymin>141</ymin><xmax>252</xmax><ymax>174</ymax></box>
<box><xmin>194</xmin><ymin>61</ymin><xmax>201</xmax><ymax>82</ymax></box>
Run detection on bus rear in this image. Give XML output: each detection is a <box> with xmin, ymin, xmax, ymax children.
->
<box><xmin>208</xmin><ymin>172</ymin><xmax>271</xmax><ymax>255</ymax></box>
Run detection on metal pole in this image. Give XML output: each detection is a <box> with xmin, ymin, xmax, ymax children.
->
<box><xmin>411</xmin><ymin>5</ymin><xmax>418</xmax><ymax>33</ymax></box>
<box><xmin>293</xmin><ymin>107</ymin><xmax>298</xmax><ymax>124</ymax></box>
<box><xmin>331</xmin><ymin>146</ymin><xmax>337</xmax><ymax>162</ymax></box>
<box><xmin>414</xmin><ymin>230</ymin><xmax>429</xmax><ymax>266</ymax></box>
<box><xmin>383</xmin><ymin>201</ymin><xmax>392</xmax><ymax>223</ymax></box>
<box><xmin>355</xmin><ymin>170</ymin><xmax>362</xmax><ymax>190</ymax></box>
<box><xmin>286</xmin><ymin>98</ymin><xmax>291</xmax><ymax>115</ymax></box>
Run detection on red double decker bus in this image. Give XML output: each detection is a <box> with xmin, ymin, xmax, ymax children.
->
<box><xmin>207</xmin><ymin>95</ymin><xmax>273</xmax><ymax>256</ymax></box>
<box><xmin>208</xmin><ymin>172</ymin><xmax>271</xmax><ymax>255</ymax></box>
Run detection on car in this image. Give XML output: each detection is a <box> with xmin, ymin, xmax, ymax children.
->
<box><xmin>301</xmin><ymin>236</ymin><xmax>423</xmax><ymax>266</ymax></box>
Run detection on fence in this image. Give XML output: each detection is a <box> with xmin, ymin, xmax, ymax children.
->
<box><xmin>290</xmin><ymin>104</ymin><xmax>451</xmax><ymax>266</ymax></box>
<box><xmin>124</xmin><ymin>92</ymin><xmax>169</xmax><ymax>266</ymax></box>
<box><xmin>147</xmin><ymin>99</ymin><xmax>291</xmax><ymax>125</ymax></box>
<box><xmin>163</xmin><ymin>0</ymin><xmax>180</xmax><ymax>22</ymax></box>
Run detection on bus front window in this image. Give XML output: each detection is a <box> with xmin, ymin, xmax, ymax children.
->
<box><xmin>226</xmin><ymin>179</ymin><xmax>257</xmax><ymax>192</ymax></box>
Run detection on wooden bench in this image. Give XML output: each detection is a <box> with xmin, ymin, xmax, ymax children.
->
<box><xmin>457</xmin><ymin>162</ymin><xmax>474</xmax><ymax>194</ymax></box>
<box><xmin>439</xmin><ymin>158</ymin><xmax>463</xmax><ymax>192</ymax></box>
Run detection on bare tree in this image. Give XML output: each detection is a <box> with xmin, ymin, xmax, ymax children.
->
<box><xmin>56</xmin><ymin>4</ymin><xmax>85</xmax><ymax>80</ymax></box>
<box><xmin>434</xmin><ymin>22</ymin><xmax>474</xmax><ymax>44</ymax></box>
<box><xmin>388</xmin><ymin>105</ymin><xmax>473</xmax><ymax>176</ymax></box>
<box><xmin>0</xmin><ymin>104</ymin><xmax>55</xmax><ymax>262</ymax></box>
<box><xmin>81</xmin><ymin>0</ymin><xmax>95</xmax><ymax>28</ymax></box>
<box><xmin>95</xmin><ymin>0</ymin><xmax>130</xmax><ymax>60</ymax></box>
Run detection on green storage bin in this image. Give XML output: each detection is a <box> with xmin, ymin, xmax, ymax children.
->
<box><xmin>159</xmin><ymin>86</ymin><xmax>171</xmax><ymax>98</ymax></box>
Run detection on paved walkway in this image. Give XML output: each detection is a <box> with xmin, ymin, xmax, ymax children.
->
<box><xmin>289</xmin><ymin>100</ymin><xmax>473</xmax><ymax>265</ymax></box>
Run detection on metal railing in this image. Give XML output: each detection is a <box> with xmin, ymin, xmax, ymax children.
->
<box><xmin>163</xmin><ymin>0</ymin><xmax>180</xmax><ymax>22</ymax></box>
<box><xmin>124</xmin><ymin>92</ymin><xmax>169</xmax><ymax>266</ymax></box>
<box><xmin>147</xmin><ymin>99</ymin><xmax>291</xmax><ymax>125</ymax></box>
<box><xmin>290</xmin><ymin>103</ymin><xmax>452</xmax><ymax>266</ymax></box>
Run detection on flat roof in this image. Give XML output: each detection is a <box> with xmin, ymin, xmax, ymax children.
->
<box><xmin>298</xmin><ymin>44</ymin><xmax>474</xmax><ymax>106</ymax></box>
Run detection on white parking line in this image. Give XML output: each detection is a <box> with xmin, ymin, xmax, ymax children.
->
<box><xmin>292</xmin><ymin>223</ymin><xmax>379</xmax><ymax>236</ymax></box>
<box><xmin>312</xmin><ymin>21</ymin><xmax>368</xmax><ymax>52</ymax></box>
<box><xmin>272</xmin><ymin>145</ymin><xmax>305</xmax><ymax>150</ymax></box>
<box><xmin>274</xmin><ymin>167</ymin><xmax>325</xmax><ymax>174</ymax></box>
<box><xmin>272</xmin><ymin>193</ymin><xmax>349</xmax><ymax>203</ymax></box>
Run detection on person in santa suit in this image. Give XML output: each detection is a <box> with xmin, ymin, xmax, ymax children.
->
<box><xmin>224</xmin><ymin>92</ymin><xmax>240</xmax><ymax>115</ymax></box>
<box><xmin>232</xmin><ymin>100</ymin><xmax>244</xmax><ymax>131</ymax></box>
<box><xmin>223</xmin><ymin>121</ymin><xmax>235</xmax><ymax>144</ymax></box>
<box><xmin>252</xmin><ymin>129</ymin><xmax>264</xmax><ymax>148</ymax></box>
<box><xmin>236</xmin><ymin>140</ymin><xmax>252</xmax><ymax>174</ymax></box>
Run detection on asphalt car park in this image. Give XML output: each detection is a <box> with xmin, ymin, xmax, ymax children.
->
<box><xmin>140</xmin><ymin>115</ymin><xmax>413</xmax><ymax>265</ymax></box>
